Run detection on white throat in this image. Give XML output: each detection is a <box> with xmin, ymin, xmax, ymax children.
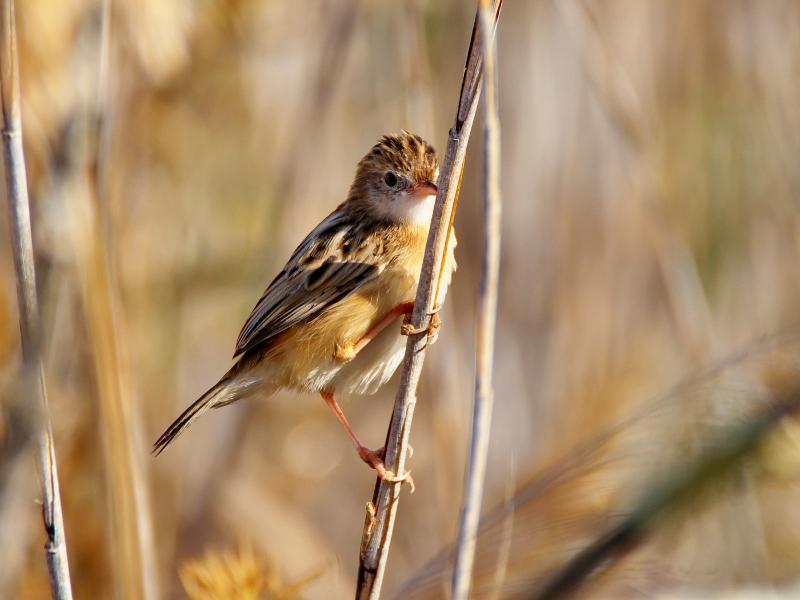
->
<box><xmin>393</xmin><ymin>193</ymin><xmax>436</xmax><ymax>226</ymax></box>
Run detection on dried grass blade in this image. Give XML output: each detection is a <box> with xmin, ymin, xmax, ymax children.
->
<box><xmin>450</xmin><ymin>0</ymin><xmax>503</xmax><ymax>597</ymax></box>
<box><xmin>355</xmin><ymin>2</ymin><xmax>503</xmax><ymax>599</ymax></box>
<box><xmin>0</xmin><ymin>0</ymin><xmax>74</xmax><ymax>597</ymax></box>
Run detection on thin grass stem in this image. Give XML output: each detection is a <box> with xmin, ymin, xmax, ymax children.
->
<box><xmin>355</xmin><ymin>2</ymin><xmax>503</xmax><ymax>598</ymax></box>
<box><xmin>450</xmin><ymin>1</ymin><xmax>503</xmax><ymax>597</ymax></box>
<box><xmin>70</xmin><ymin>1</ymin><xmax>160</xmax><ymax>595</ymax></box>
<box><xmin>0</xmin><ymin>0</ymin><xmax>74</xmax><ymax>597</ymax></box>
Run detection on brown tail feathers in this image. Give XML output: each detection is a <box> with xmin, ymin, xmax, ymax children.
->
<box><xmin>153</xmin><ymin>377</ymin><xmax>242</xmax><ymax>456</ymax></box>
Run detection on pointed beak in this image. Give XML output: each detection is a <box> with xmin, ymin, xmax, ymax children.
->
<box><xmin>410</xmin><ymin>180</ymin><xmax>438</xmax><ymax>198</ymax></box>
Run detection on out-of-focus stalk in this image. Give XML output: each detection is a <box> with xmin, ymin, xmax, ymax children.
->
<box><xmin>355</xmin><ymin>2</ymin><xmax>502</xmax><ymax>599</ymax></box>
<box><xmin>450</xmin><ymin>0</ymin><xmax>503</xmax><ymax>597</ymax></box>
<box><xmin>64</xmin><ymin>0</ymin><xmax>159</xmax><ymax>597</ymax></box>
<box><xmin>0</xmin><ymin>1</ymin><xmax>74</xmax><ymax>598</ymax></box>
<box><xmin>530</xmin><ymin>387</ymin><xmax>800</xmax><ymax>600</ymax></box>
<box><xmin>68</xmin><ymin>166</ymin><xmax>159</xmax><ymax>600</ymax></box>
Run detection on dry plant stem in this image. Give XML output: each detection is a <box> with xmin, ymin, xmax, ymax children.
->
<box><xmin>530</xmin><ymin>387</ymin><xmax>800</xmax><ymax>600</ymax></box>
<box><xmin>73</xmin><ymin>162</ymin><xmax>158</xmax><ymax>600</ymax></box>
<box><xmin>450</xmin><ymin>0</ymin><xmax>503</xmax><ymax>598</ymax></box>
<box><xmin>71</xmin><ymin>1</ymin><xmax>159</xmax><ymax>596</ymax></box>
<box><xmin>0</xmin><ymin>0</ymin><xmax>74</xmax><ymax>598</ymax></box>
<box><xmin>355</xmin><ymin>2</ymin><xmax>502</xmax><ymax>598</ymax></box>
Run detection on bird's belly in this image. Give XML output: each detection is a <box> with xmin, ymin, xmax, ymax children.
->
<box><xmin>254</xmin><ymin>232</ymin><xmax>455</xmax><ymax>397</ymax></box>
<box><xmin>328</xmin><ymin>316</ymin><xmax>407</xmax><ymax>396</ymax></box>
<box><xmin>257</xmin><ymin>284</ymin><xmax>412</xmax><ymax>396</ymax></box>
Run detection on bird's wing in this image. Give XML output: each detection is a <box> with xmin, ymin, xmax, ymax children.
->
<box><xmin>234</xmin><ymin>211</ymin><xmax>389</xmax><ymax>357</ymax></box>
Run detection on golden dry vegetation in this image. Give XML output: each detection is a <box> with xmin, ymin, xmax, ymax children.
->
<box><xmin>2</xmin><ymin>1</ymin><xmax>800</xmax><ymax>599</ymax></box>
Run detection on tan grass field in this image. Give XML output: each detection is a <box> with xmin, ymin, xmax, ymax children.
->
<box><xmin>2</xmin><ymin>1</ymin><xmax>800</xmax><ymax>598</ymax></box>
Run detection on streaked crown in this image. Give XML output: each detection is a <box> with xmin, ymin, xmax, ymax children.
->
<box><xmin>348</xmin><ymin>131</ymin><xmax>438</xmax><ymax>202</ymax></box>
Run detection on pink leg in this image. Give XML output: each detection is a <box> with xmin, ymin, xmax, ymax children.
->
<box><xmin>320</xmin><ymin>390</ymin><xmax>413</xmax><ymax>488</ymax></box>
<box><xmin>335</xmin><ymin>301</ymin><xmax>415</xmax><ymax>362</ymax></box>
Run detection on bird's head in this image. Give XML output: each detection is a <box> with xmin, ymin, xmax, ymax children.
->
<box><xmin>348</xmin><ymin>131</ymin><xmax>439</xmax><ymax>225</ymax></box>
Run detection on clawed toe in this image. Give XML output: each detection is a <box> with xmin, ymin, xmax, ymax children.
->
<box><xmin>401</xmin><ymin>305</ymin><xmax>443</xmax><ymax>343</ymax></box>
<box><xmin>400</xmin><ymin>322</ymin><xmax>422</xmax><ymax>335</ymax></box>
<box><xmin>426</xmin><ymin>312</ymin><xmax>441</xmax><ymax>344</ymax></box>
<box><xmin>380</xmin><ymin>468</ymin><xmax>415</xmax><ymax>492</ymax></box>
<box><xmin>386</xmin><ymin>470</ymin><xmax>415</xmax><ymax>492</ymax></box>
<box><xmin>358</xmin><ymin>445</ymin><xmax>415</xmax><ymax>492</ymax></box>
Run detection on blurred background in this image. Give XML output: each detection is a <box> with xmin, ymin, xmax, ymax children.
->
<box><xmin>2</xmin><ymin>0</ymin><xmax>800</xmax><ymax>598</ymax></box>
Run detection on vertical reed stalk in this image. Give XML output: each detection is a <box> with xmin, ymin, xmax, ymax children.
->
<box><xmin>0</xmin><ymin>0</ymin><xmax>74</xmax><ymax>598</ymax></box>
<box><xmin>65</xmin><ymin>1</ymin><xmax>159</xmax><ymax>596</ymax></box>
<box><xmin>69</xmin><ymin>162</ymin><xmax>158</xmax><ymax>600</ymax></box>
<box><xmin>355</xmin><ymin>2</ymin><xmax>502</xmax><ymax>598</ymax></box>
<box><xmin>450</xmin><ymin>0</ymin><xmax>503</xmax><ymax>597</ymax></box>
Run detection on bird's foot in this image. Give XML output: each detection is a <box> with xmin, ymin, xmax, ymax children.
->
<box><xmin>400</xmin><ymin>304</ymin><xmax>442</xmax><ymax>344</ymax></box>
<box><xmin>357</xmin><ymin>445</ymin><xmax>415</xmax><ymax>492</ymax></box>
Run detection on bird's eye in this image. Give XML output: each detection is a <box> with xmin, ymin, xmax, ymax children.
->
<box><xmin>384</xmin><ymin>171</ymin><xmax>398</xmax><ymax>187</ymax></box>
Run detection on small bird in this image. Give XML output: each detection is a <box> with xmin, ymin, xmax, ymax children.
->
<box><xmin>153</xmin><ymin>131</ymin><xmax>456</xmax><ymax>482</ymax></box>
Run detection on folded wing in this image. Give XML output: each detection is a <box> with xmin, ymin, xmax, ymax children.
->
<box><xmin>234</xmin><ymin>210</ymin><xmax>389</xmax><ymax>357</ymax></box>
